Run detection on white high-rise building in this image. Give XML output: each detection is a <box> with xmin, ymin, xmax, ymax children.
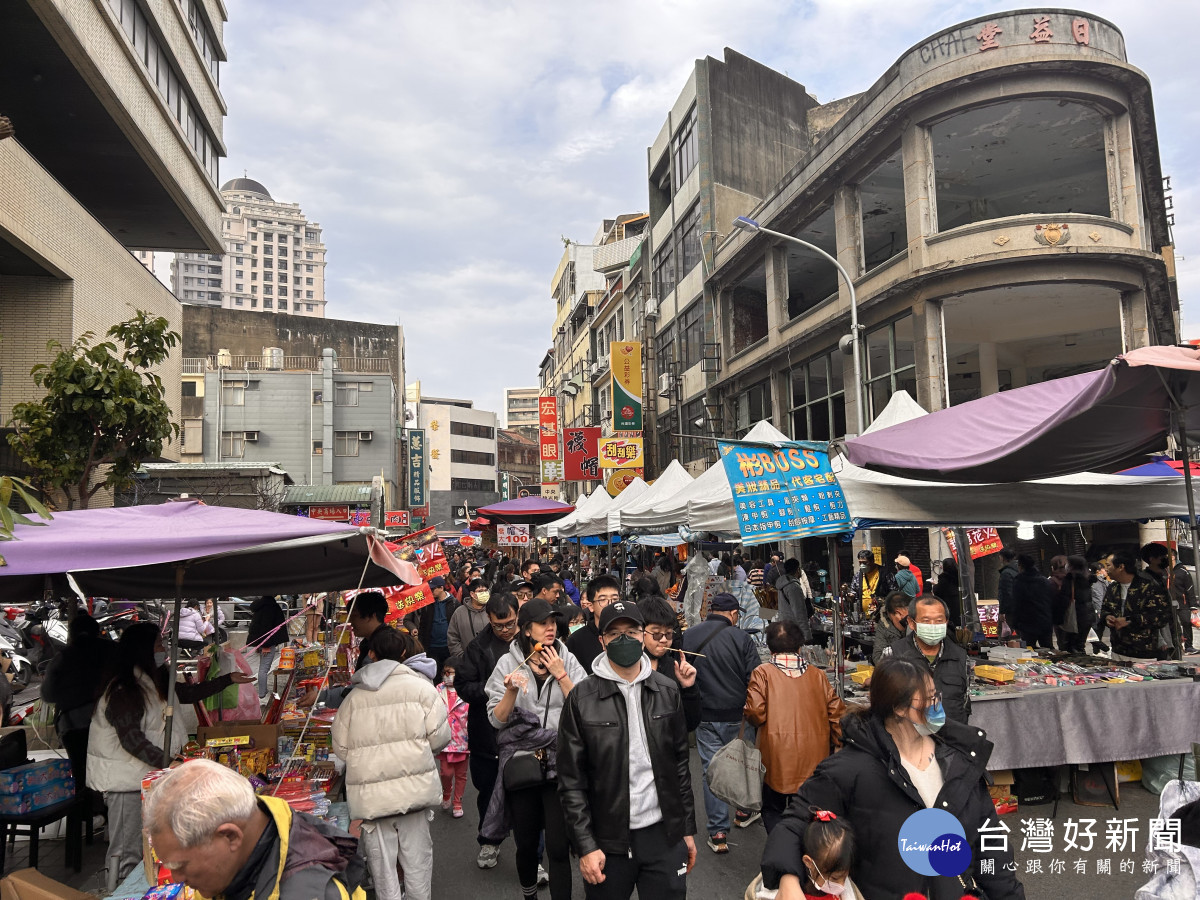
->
<box><xmin>171</xmin><ymin>178</ymin><xmax>328</xmax><ymax>317</ymax></box>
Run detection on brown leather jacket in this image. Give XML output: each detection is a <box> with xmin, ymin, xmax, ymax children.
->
<box><xmin>744</xmin><ymin>662</ymin><xmax>845</xmax><ymax>794</ymax></box>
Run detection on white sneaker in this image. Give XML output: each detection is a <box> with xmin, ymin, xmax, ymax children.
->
<box><xmin>477</xmin><ymin>844</ymin><xmax>500</xmax><ymax>869</ymax></box>
<box><xmin>537</xmin><ymin>865</ymin><xmax>549</xmax><ymax>886</ymax></box>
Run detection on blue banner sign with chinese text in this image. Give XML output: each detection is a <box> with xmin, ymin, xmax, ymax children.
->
<box><xmin>716</xmin><ymin>440</ymin><xmax>850</xmax><ymax>544</ymax></box>
<box><xmin>408</xmin><ymin>429</ymin><xmax>427</xmax><ymax>509</ymax></box>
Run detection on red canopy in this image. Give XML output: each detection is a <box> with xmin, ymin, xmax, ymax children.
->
<box><xmin>475</xmin><ymin>497</ymin><xmax>575</xmax><ymax>524</ymax></box>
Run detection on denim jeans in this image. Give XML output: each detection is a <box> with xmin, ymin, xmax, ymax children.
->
<box><xmin>695</xmin><ymin>720</ymin><xmax>743</xmax><ymax>837</ymax></box>
<box><xmin>256</xmin><ymin>645</ymin><xmax>276</xmax><ymax>697</ymax></box>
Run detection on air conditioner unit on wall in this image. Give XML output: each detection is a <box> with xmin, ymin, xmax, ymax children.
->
<box><xmin>358</xmin><ymin>431</ymin><xmax>374</xmax><ymax>441</ymax></box>
<box><xmin>658</xmin><ymin>372</ymin><xmax>674</xmax><ymax>397</ymax></box>
<box><xmin>645</xmin><ymin>297</ymin><xmax>659</xmax><ymax>319</ymax></box>
<box><xmin>244</xmin><ymin>431</ymin><xmax>259</xmax><ymax>442</ymax></box>
<box><xmin>590</xmin><ymin>361</ymin><xmax>602</xmax><ymax>377</ymax></box>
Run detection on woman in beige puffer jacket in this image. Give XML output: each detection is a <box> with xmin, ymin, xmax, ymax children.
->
<box><xmin>332</xmin><ymin>627</ymin><xmax>450</xmax><ymax>900</ymax></box>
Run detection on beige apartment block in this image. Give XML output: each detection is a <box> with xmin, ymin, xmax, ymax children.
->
<box><xmin>0</xmin><ymin>0</ymin><xmax>229</xmax><ymax>464</ymax></box>
<box><xmin>172</xmin><ymin>178</ymin><xmax>329</xmax><ymax>317</ymax></box>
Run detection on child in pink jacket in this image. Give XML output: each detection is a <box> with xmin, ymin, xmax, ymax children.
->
<box><xmin>437</xmin><ymin>655</ymin><xmax>470</xmax><ymax>817</ymax></box>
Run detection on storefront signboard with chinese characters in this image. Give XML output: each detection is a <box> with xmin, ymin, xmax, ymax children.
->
<box><xmin>610</xmin><ymin>342</ymin><xmax>642</xmax><ymax>431</ymax></box>
<box><xmin>408</xmin><ymin>429</ymin><xmax>427</xmax><ymax>508</ymax></box>
<box><xmin>307</xmin><ymin>505</ymin><xmax>349</xmax><ymax>522</ymax></box>
<box><xmin>716</xmin><ymin>440</ymin><xmax>850</xmax><ymax>544</ymax></box>
<box><xmin>598</xmin><ymin>435</ymin><xmax>644</xmax><ymax>469</ymax></box>
<box><xmin>383</xmin><ymin>510</ymin><xmax>410</xmax><ymax>529</ymax></box>
<box><xmin>497</xmin><ymin>524</ymin><xmax>531</xmax><ymax>547</ymax></box>
<box><xmin>538</xmin><ymin>396</ymin><xmax>561</xmax><ymax>484</ymax></box>
<box><xmin>563</xmin><ymin>427</ymin><xmax>601</xmax><ymax>482</ymax></box>
<box><xmin>942</xmin><ymin>527</ymin><xmax>1004</xmax><ymax>562</ymax></box>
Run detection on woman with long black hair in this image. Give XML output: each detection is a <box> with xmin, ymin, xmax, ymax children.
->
<box><xmin>87</xmin><ymin>622</ymin><xmax>253</xmax><ymax>892</ymax></box>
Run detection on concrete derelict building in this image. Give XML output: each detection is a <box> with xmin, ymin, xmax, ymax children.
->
<box><xmin>646</xmin><ymin>9</ymin><xmax>1175</xmax><ymax>473</ymax></box>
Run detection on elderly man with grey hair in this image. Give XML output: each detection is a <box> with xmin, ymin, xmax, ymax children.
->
<box><xmin>143</xmin><ymin>760</ymin><xmax>362</xmax><ymax>900</ymax></box>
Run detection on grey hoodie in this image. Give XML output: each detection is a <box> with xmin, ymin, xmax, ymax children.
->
<box><xmin>591</xmin><ymin>653</ymin><xmax>663</xmax><ymax>831</ymax></box>
<box><xmin>485</xmin><ymin>638</ymin><xmax>588</xmax><ymax>731</ymax></box>
<box><xmin>403</xmin><ymin>652</ymin><xmax>437</xmax><ymax>683</ymax></box>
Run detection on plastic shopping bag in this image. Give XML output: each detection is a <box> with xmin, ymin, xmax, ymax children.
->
<box><xmin>704</xmin><ymin>722</ymin><xmax>764</xmax><ymax>812</ymax></box>
<box><xmin>197</xmin><ymin>645</ymin><xmax>260</xmax><ymax>722</ymax></box>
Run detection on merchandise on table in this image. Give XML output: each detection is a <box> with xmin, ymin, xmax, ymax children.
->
<box><xmin>0</xmin><ymin>758</ymin><xmax>72</xmax><ymax>793</ymax></box>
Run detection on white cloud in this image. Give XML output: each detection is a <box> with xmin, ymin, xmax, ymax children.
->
<box><xmin>217</xmin><ymin>0</ymin><xmax>1200</xmax><ymax>416</ymax></box>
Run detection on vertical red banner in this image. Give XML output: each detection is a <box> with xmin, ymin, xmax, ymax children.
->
<box><xmin>563</xmin><ymin>427</ymin><xmax>601</xmax><ymax>482</ymax></box>
<box><xmin>539</xmin><ymin>395</ymin><xmax>561</xmax><ymax>483</ymax></box>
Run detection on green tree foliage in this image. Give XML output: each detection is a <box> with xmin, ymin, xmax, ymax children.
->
<box><xmin>0</xmin><ymin>476</ymin><xmax>51</xmax><ymax>541</ymax></box>
<box><xmin>8</xmin><ymin>312</ymin><xmax>180</xmax><ymax>509</ymax></box>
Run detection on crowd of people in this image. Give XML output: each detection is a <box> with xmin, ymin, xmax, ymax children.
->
<box><xmin>49</xmin><ymin>537</ymin><xmax>1200</xmax><ymax>900</ymax></box>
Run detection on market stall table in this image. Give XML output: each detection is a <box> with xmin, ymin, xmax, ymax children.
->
<box><xmin>971</xmin><ymin>678</ymin><xmax>1200</xmax><ymax>771</ymax></box>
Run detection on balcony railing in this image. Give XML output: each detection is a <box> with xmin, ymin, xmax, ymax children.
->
<box><xmin>593</xmin><ymin>236</ymin><xmax>642</xmax><ymax>274</ymax></box>
<box><xmin>196</xmin><ymin>355</ymin><xmax>393</xmax><ymax>374</ymax></box>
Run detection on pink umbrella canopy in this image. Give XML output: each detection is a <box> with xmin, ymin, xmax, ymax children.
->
<box><xmin>0</xmin><ymin>499</ymin><xmax>416</xmax><ymax>600</ymax></box>
<box><xmin>475</xmin><ymin>496</ymin><xmax>575</xmax><ymax>524</ymax></box>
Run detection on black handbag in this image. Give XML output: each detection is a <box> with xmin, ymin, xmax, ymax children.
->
<box><xmin>501</xmin><ymin>675</ymin><xmax>551</xmax><ymax>791</ymax></box>
<box><xmin>502</xmin><ymin>748</ymin><xmax>548</xmax><ymax>791</ymax></box>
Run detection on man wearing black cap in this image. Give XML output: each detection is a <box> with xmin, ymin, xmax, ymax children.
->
<box><xmin>512</xmin><ymin>580</ymin><xmax>536</xmax><ymax>607</ymax></box>
<box><xmin>448</xmin><ymin>577</ymin><xmax>490</xmax><ymax>657</ymax></box>
<box><xmin>558</xmin><ymin>600</ymin><xmax>697</xmax><ymax>899</ymax></box>
<box><xmin>680</xmin><ymin>592</ymin><xmax>761</xmax><ymax>854</ymax></box>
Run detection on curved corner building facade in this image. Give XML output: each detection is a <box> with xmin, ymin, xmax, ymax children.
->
<box><xmin>646</xmin><ymin>9</ymin><xmax>1176</xmax><ymax>470</ymax></box>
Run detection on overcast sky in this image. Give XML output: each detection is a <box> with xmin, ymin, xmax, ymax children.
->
<box><xmin>211</xmin><ymin>0</ymin><xmax>1199</xmax><ymax>418</ymax></box>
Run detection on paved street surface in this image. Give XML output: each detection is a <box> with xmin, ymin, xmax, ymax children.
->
<box><xmin>4</xmin><ymin>738</ymin><xmax>1181</xmax><ymax>899</ymax></box>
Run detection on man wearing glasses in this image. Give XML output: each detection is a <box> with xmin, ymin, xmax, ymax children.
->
<box><xmin>454</xmin><ymin>592</ymin><xmax>520</xmax><ymax>869</ymax></box>
<box><xmin>558</xmin><ymin>601</ymin><xmax>697</xmax><ymax>900</ymax></box>
<box><xmin>566</xmin><ymin>575</ymin><xmax>622</xmax><ymax>676</ymax></box>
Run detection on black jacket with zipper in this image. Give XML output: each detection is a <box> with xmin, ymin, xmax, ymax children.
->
<box><xmin>761</xmin><ymin>713</ymin><xmax>1025</xmax><ymax>900</ymax></box>
<box><xmin>454</xmin><ymin>628</ymin><xmax>510</xmax><ymax>759</ymax></box>
<box><xmin>556</xmin><ymin>668</ymin><xmax>697</xmax><ymax>857</ymax></box>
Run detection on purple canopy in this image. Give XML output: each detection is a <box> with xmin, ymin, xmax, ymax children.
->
<box><xmin>475</xmin><ymin>496</ymin><xmax>575</xmax><ymax>524</ymax></box>
<box><xmin>0</xmin><ymin>499</ymin><xmax>408</xmax><ymax>600</ymax></box>
<box><xmin>843</xmin><ymin>346</ymin><xmax>1200</xmax><ymax>483</ymax></box>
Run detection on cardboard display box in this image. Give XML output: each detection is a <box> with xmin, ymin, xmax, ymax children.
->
<box><xmin>195</xmin><ymin>723</ymin><xmax>282</xmax><ymax>754</ymax></box>
<box><xmin>0</xmin><ymin>869</ymin><xmax>93</xmax><ymax>900</ymax></box>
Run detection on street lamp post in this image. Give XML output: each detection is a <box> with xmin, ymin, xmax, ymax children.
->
<box><xmin>732</xmin><ymin>216</ymin><xmax>865</xmax><ymax>436</ymax></box>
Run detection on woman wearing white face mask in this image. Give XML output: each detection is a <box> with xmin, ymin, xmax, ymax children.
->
<box><xmin>87</xmin><ymin>623</ymin><xmax>254</xmax><ymax>892</ymax></box>
<box><xmin>761</xmin><ymin>658</ymin><xmax>1027</xmax><ymax>900</ymax></box>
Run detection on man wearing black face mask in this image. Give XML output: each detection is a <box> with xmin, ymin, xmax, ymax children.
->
<box><xmin>557</xmin><ymin>601</ymin><xmax>697</xmax><ymax>900</ymax></box>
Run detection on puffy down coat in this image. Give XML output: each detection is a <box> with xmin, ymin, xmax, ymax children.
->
<box><xmin>331</xmin><ymin>659</ymin><xmax>451</xmax><ymax>821</ymax></box>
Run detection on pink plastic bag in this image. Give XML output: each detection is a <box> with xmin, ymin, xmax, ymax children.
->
<box><xmin>196</xmin><ymin>645</ymin><xmax>260</xmax><ymax>722</ymax></box>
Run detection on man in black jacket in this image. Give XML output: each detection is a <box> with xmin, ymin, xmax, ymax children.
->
<box><xmin>996</xmin><ymin>548</ymin><xmax>1019</xmax><ymax>635</ymax></box>
<box><xmin>890</xmin><ymin>595</ymin><xmax>971</xmax><ymax>723</ymax></box>
<box><xmin>404</xmin><ymin>582</ymin><xmax>460</xmax><ymax>680</ymax></box>
<box><xmin>566</xmin><ymin>575</ymin><xmax>621</xmax><ymax>675</ymax></box>
<box><xmin>454</xmin><ymin>592</ymin><xmax>519</xmax><ymax>870</ymax></box>
<box><xmin>558</xmin><ymin>600</ymin><xmax>696</xmax><ymax>900</ymax></box>
<box><xmin>680</xmin><ymin>592</ymin><xmax>761</xmax><ymax>854</ymax></box>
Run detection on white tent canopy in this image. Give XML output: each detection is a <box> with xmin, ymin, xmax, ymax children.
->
<box><xmin>863</xmin><ymin>390</ymin><xmax>926</xmax><ymax>434</ymax></box>
<box><xmin>545</xmin><ymin>488</ymin><xmax>612</xmax><ymax>539</ymax></box>
<box><xmin>612</xmin><ymin>415</ymin><xmax>1200</xmax><ymax>535</ymax></box>
<box><xmin>612</xmin><ymin>460</ymin><xmax>694</xmax><ymax>530</ymax></box>
<box><xmin>621</xmin><ymin>420</ymin><xmax>790</xmax><ymax>535</ymax></box>
<box><xmin>566</xmin><ymin>477</ymin><xmax>648</xmax><ymax>537</ymax></box>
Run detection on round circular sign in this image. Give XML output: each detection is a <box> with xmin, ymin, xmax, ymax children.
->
<box><xmin>459</xmin><ymin>535</ymin><xmax>476</xmax><ymax>548</ymax></box>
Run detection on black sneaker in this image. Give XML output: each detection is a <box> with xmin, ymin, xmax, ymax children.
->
<box><xmin>735</xmin><ymin>810</ymin><xmax>761</xmax><ymax>828</ymax></box>
<box><xmin>707</xmin><ymin>832</ymin><xmax>729</xmax><ymax>853</ymax></box>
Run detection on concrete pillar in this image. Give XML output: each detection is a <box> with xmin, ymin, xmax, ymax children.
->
<box><xmin>1010</xmin><ymin>367</ymin><xmax>1028</xmax><ymax>389</ymax></box>
<box><xmin>901</xmin><ymin>124</ymin><xmax>936</xmax><ymax>270</ymax></box>
<box><xmin>1120</xmin><ymin>289</ymin><xmax>1151</xmax><ymax>351</ymax></box>
<box><xmin>978</xmin><ymin>342</ymin><xmax>1000</xmax><ymax>397</ymax></box>
<box><xmin>764</xmin><ymin>245</ymin><xmax>788</xmax><ymax>339</ymax></box>
<box><xmin>833</xmin><ymin>186</ymin><xmax>865</xmax><ymax>432</ymax></box>
<box><xmin>912</xmin><ymin>299</ymin><xmax>947</xmax><ymax>412</ymax></box>
<box><xmin>833</xmin><ymin>185</ymin><xmax>863</xmax><ymax>281</ymax></box>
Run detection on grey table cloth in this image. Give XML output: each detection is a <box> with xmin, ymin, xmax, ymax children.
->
<box><xmin>970</xmin><ymin>680</ymin><xmax>1200</xmax><ymax>770</ymax></box>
